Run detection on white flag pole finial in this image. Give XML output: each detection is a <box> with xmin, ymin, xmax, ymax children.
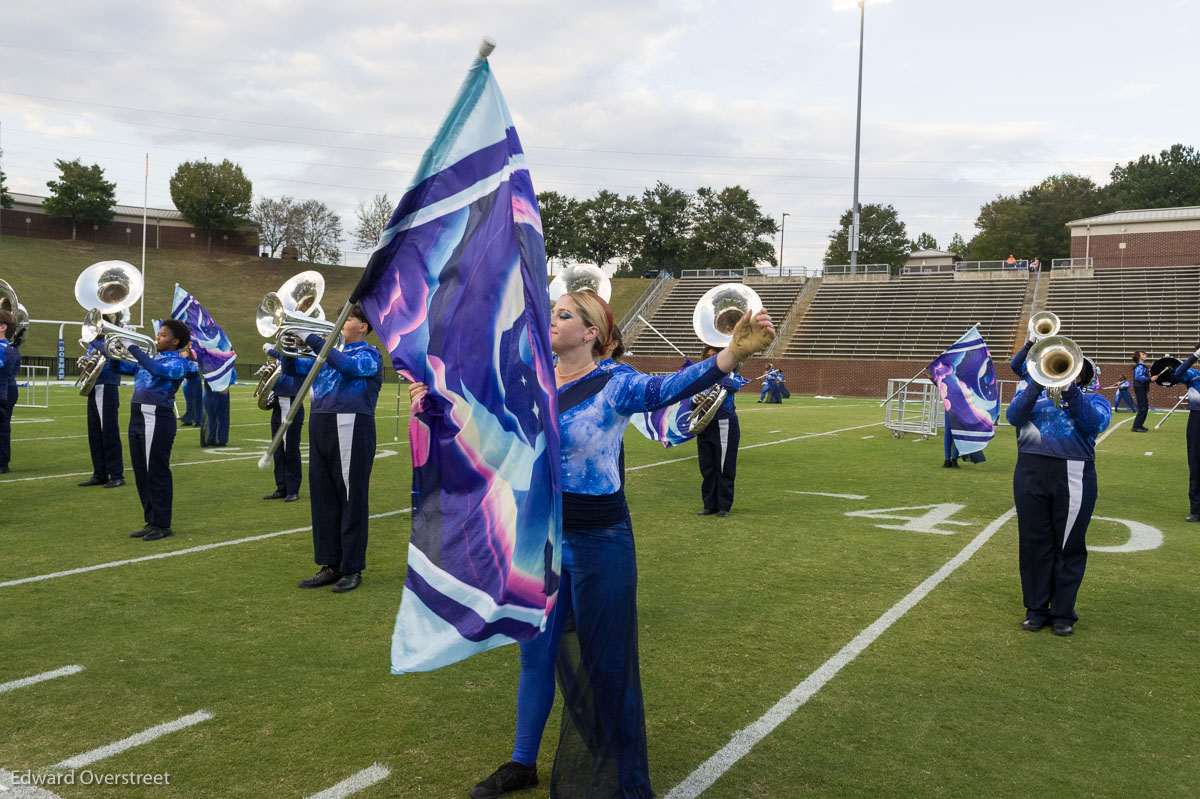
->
<box><xmin>478</xmin><ymin>37</ymin><xmax>496</xmax><ymax>59</ymax></box>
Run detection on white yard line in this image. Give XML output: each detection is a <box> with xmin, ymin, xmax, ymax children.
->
<box><xmin>665</xmin><ymin>507</ymin><xmax>1018</xmax><ymax>799</ymax></box>
<box><xmin>52</xmin><ymin>711</ymin><xmax>213</xmax><ymax>770</ymax></box>
<box><xmin>787</xmin><ymin>491</ymin><xmax>867</xmax><ymax>500</ymax></box>
<box><xmin>0</xmin><ymin>666</ymin><xmax>83</xmax><ymax>695</ymax></box>
<box><xmin>627</xmin><ymin>422</ymin><xmax>882</xmax><ymax>473</ymax></box>
<box><xmin>0</xmin><ymin>510</ymin><xmax>412</xmax><ymax>590</ymax></box>
<box><xmin>303</xmin><ymin>765</ymin><xmax>391</xmax><ymax>799</ymax></box>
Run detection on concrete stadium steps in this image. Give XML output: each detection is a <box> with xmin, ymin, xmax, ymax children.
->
<box><xmin>626</xmin><ymin>277</ymin><xmax>805</xmax><ymax>358</ymax></box>
<box><xmin>1044</xmin><ymin>265</ymin><xmax>1200</xmax><ymax>362</ymax></box>
<box><xmin>785</xmin><ymin>274</ymin><xmax>1027</xmax><ymax>360</ymax></box>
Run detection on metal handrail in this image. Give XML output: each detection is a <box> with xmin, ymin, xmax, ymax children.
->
<box><xmin>617</xmin><ymin>272</ymin><xmax>675</xmax><ymax>333</ymax></box>
<box><xmin>955</xmin><ymin>259</ymin><xmax>1027</xmax><ymax>272</ymax></box>
<box><xmin>822</xmin><ymin>263</ymin><xmax>889</xmax><ymax>275</ymax></box>
<box><xmin>764</xmin><ymin>276</ymin><xmax>819</xmax><ymax>357</ymax></box>
<box><xmin>1051</xmin><ymin>257</ymin><xmax>1093</xmax><ymax>270</ymax></box>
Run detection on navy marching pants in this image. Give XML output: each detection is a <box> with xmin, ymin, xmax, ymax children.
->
<box><xmin>1013</xmin><ymin>453</ymin><xmax>1096</xmax><ymax>625</ymax></box>
<box><xmin>697</xmin><ymin>416</ymin><xmax>739</xmax><ymax>513</ymax></box>
<box><xmin>201</xmin><ymin>388</ymin><xmax>230</xmax><ymax>446</ymax></box>
<box><xmin>0</xmin><ymin>399</ymin><xmax>10</xmax><ymax>469</ymax></box>
<box><xmin>128</xmin><ymin>403</ymin><xmax>177</xmax><ymax>528</ymax></box>
<box><xmin>270</xmin><ymin>396</ymin><xmax>305</xmax><ymax>496</ymax></box>
<box><xmin>1187</xmin><ymin>411</ymin><xmax>1200</xmax><ymax>516</ymax></box>
<box><xmin>1133</xmin><ymin>382</ymin><xmax>1150</xmax><ymax>429</ymax></box>
<box><xmin>87</xmin><ymin>383</ymin><xmax>124</xmax><ymax>480</ymax></box>
<box><xmin>180</xmin><ymin>376</ymin><xmax>202</xmax><ymax>425</ymax></box>
<box><xmin>308</xmin><ymin>412</ymin><xmax>375</xmax><ymax>574</ymax></box>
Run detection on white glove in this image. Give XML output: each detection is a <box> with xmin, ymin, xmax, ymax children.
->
<box><xmin>262</xmin><ymin>342</ymin><xmax>274</xmax><ymax>356</ymax></box>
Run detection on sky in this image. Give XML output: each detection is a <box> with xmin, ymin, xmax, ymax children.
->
<box><xmin>1</xmin><ymin>0</ymin><xmax>1196</xmax><ymax>268</ymax></box>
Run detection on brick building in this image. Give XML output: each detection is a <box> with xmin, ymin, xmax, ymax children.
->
<box><xmin>0</xmin><ymin>192</ymin><xmax>258</xmax><ymax>255</ymax></box>
<box><xmin>1068</xmin><ymin>206</ymin><xmax>1200</xmax><ymax>268</ymax></box>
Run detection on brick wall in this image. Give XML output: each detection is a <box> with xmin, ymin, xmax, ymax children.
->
<box><xmin>0</xmin><ymin>208</ymin><xmax>257</xmax><ymax>256</ymax></box>
<box><xmin>1070</xmin><ymin>229</ymin><xmax>1200</xmax><ymax>268</ymax></box>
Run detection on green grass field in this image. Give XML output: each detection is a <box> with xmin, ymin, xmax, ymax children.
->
<box><xmin>2</xmin><ymin>385</ymin><xmax>1197</xmax><ymax>798</ymax></box>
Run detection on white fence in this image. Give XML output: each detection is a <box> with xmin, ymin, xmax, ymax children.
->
<box><xmin>16</xmin><ymin>365</ymin><xmax>50</xmax><ymax>408</ymax></box>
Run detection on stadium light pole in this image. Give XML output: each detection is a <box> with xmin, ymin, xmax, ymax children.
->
<box><xmin>849</xmin><ymin>0</ymin><xmax>866</xmax><ymax>274</ymax></box>
<box><xmin>779</xmin><ymin>212</ymin><xmax>789</xmax><ymax>276</ymax></box>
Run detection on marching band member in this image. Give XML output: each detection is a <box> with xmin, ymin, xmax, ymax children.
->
<box><xmin>1007</xmin><ymin>354</ymin><xmax>1111</xmax><ymax>637</ymax></box>
<box><xmin>296</xmin><ymin>306</ymin><xmax>382</xmax><ymax>594</ymax></box>
<box><xmin>200</xmin><ymin>368</ymin><xmax>235</xmax><ymax>447</ymax></box>
<box><xmin>695</xmin><ymin>344</ymin><xmax>748</xmax><ymax>517</ymax></box>
<box><xmin>78</xmin><ymin>332</ymin><xmax>131</xmax><ymax>488</ymax></box>
<box><xmin>263</xmin><ymin>338</ymin><xmax>312</xmax><ymax>503</ymax></box>
<box><xmin>1172</xmin><ymin>350</ymin><xmax>1200</xmax><ymax>522</ymax></box>
<box><xmin>126</xmin><ymin>319</ymin><xmax>190</xmax><ymax>542</ymax></box>
<box><xmin>1132</xmin><ymin>350</ymin><xmax>1151</xmax><ymax>432</ymax></box>
<box><xmin>179</xmin><ymin>348</ymin><xmax>202</xmax><ymax>426</ymax></box>
<box><xmin>460</xmin><ymin>290</ymin><xmax>773</xmax><ymax>799</ymax></box>
<box><xmin>0</xmin><ymin>309</ymin><xmax>16</xmax><ymax>474</ymax></box>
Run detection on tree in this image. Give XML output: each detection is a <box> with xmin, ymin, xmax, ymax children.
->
<box><xmin>250</xmin><ymin>196</ymin><xmax>296</xmax><ymax>257</ymax></box>
<box><xmin>43</xmin><ymin>159</ymin><xmax>116</xmax><ymax>240</ymax></box>
<box><xmin>291</xmin><ymin>199</ymin><xmax>343</xmax><ymax>264</ymax></box>
<box><xmin>1108</xmin><ymin>144</ymin><xmax>1200</xmax><ymax>209</ymax></box>
<box><xmin>629</xmin><ymin>181</ymin><xmax>693</xmax><ymax>276</ymax></box>
<box><xmin>823</xmin><ymin>203</ymin><xmax>909</xmax><ymax>272</ymax></box>
<box><xmin>911</xmin><ymin>232</ymin><xmax>938</xmax><ymax>251</ymax></box>
<box><xmin>353</xmin><ymin>194</ymin><xmax>393</xmax><ymax>250</ymax></box>
<box><xmin>685</xmin><ymin>186</ymin><xmax>778</xmax><ymax>272</ymax></box>
<box><xmin>536</xmin><ymin>190</ymin><xmax>582</xmax><ymax>271</ymax></box>
<box><xmin>967</xmin><ymin>174</ymin><xmax>1114</xmax><ymax>262</ymax></box>
<box><xmin>573</xmin><ymin>190</ymin><xmax>640</xmax><ymax>269</ymax></box>
<box><xmin>169</xmin><ymin>159</ymin><xmax>253</xmax><ymax>253</ymax></box>
<box><xmin>0</xmin><ymin>149</ymin><xmax>12</xmax><ymax>209</ymax></box>
<box><xmin>947</xmin><ymin>232</ymin><xmax>969</xmax><ymax>258</ymax></box>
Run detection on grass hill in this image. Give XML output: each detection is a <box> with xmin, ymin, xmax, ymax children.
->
<box><xmin>0</xmin><ymin>237</ymin><xmax>649</xmax><ymax>362</ymax></box>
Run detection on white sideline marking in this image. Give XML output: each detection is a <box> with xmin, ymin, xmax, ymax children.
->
<box><xmin>1145</xmin><ymin>451</ymin><xmax>1153</xmax><ymax>456</ymax></box>
<box><xmin>0</xmin><ymin>665</ymin><xmax>83</xmax><ymax>695</ymax></box>
<box><xmin>1096</xmin><ymin>415</ymin><xmax>1131</xmax><ymax>443</ymax></box>
<box><xmin>627</xmin><ymin>422</ymin><xmax>881</xmax><ymax>473</ymax></box>
<box><xmin>861</xmin><ymin>435</ymin><xmax>874</xmax><ymax>439</ymax></box>
<box><xmin>11</xmin><ymin>419</ymin><xmax>53</xmax><ymax>425</ymax></box>
<box><xmin>52</xmin><ymin>710</ymin><xmax>213</xmax><ymax>769</ymax></box>
<box><xmin>0</xmin><ymin>510</ymin><xmax>412</xmax><ymax>589</ymax></box>
<box><xmin>304</xmin><ymin>764</ymin><xmax>391</xmax><ymax>799</ymax></box>
<box><xmin>665</xmin><ymin>507</ymin><xmax>1017</xmax><ymax>799</ymax></box>
<box><xmin>787</xmin><ymin>491</ymin><xmax>867</xmax><ymax>500</ymax></box>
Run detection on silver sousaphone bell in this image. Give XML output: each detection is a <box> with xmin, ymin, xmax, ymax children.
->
<box><xmin>548</xmin><ymin>264</ymin><xmax>612</xmax><ymax>303</ymax></box>
<box><xmin>686</xmin><ymin>283</ymin><xmax>765</xmax><ymax>434</ymax></box>
<box><xmin>73</xmin><ymin>261</ymin><xmax>154</xmax><ymax>395</ymax></box>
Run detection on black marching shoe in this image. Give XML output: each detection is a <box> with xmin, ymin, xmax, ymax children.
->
<box><xmin>0</xmin><ymin>466</ymin><xmax>8</xmax><ymax>474</ymax></box>
<box><xmin>130</xmin><ymin>524</ymin><xmax>154</xmax><ymax>538</ymax></box>
<box><xmin>469</xmin><ymin>761</ymin><xmax>538</xmax><ymax>799</ymax></box>
<box><xmin>143</xmin><ymin>526</ymin><xmax>174</xmax><ymax>541</ymax></box>
<box><xmin>79</xmin><ymin>476</ymin><xmax>107</xmax><ymax>487</ymax></box>
<box><xmin>717</xmin><ymin>510</ymin><xmax>730</xmax><ymax>518</ymax></box>
<box><xmin>331</xmin><ymin>572</ymin><xmax>362</xmax><ymax>593</ymax></box>
<box><xmin>298</xmin><ymin>566</ymin><xmax>341</xmax><ymax>589</ymax></box>
<box><xmin>1186</xmin><ymin>514</ymin><xmax>1200</xmax><ymax>523</ymax></box>
<box><xmin>263</xmin><ymin>489</ymin><xmax>287</xmax><ymax>500</ymax></box>
<box><xmin>284</xmin><ymin>493</ymin><xmax>299</xmax><ymax>502</ymax></box>
<box><xmin>697</xmin><ymin>509</ymin><xmax>718</xmax><ymax>516</ymax></box>
<box><xmin>1020</xmin><ymin>619</ymin><xmax>1044</xmax><ymax>632</ymax></box>
<box><xmin>104</xmin><ymin>478</ymin><xmax>125</xmax><ymax>488</ymax></box>
<box><xmin>1051</xmin><ymin>623</ymin><xmax>1074</xmax><ymax>637</ymax></box>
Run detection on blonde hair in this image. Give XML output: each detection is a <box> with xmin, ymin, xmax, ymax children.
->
<box><xmin>565</xmin><ymin>290</ymin><xmax>614</xmax><ymax>358</ymax></box>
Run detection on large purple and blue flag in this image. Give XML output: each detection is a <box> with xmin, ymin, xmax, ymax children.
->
<box><xmin>928</xmin><ymin>326</ymin><xmax>1000</xmax><ymax>455</ymax></box>
<box><xmin>349</xmin><ymin>44</ymin><xmax>560</xmax><ymax>674</ymax></box>
<box><xmin>171</xmin><ymin>285</ymin><xmax>236</xmax><ymax>391</ymax></box>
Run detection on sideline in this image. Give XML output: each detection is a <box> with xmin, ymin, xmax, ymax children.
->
<box><xmin>665</xmin><ymin>507</ymin><xmax>1017</xmax><ymax>799</ymax></box>
<box><xmin>0</xmin><ymin>666</ymin><xmax>83</xmax><ymax>695</ymax></box>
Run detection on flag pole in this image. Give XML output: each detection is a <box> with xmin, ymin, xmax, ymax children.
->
<box><xmin>257</xmin><ymin>299</ymin><xmax>355</xmax><ymax>469</ymax></box>
<box><xmin>636</xmin><ymin>314</ymin><xmax>688</xmax><ymax>359</ymax></box>
<box><xmin>140</xmin><ymin>154</ymin><xmax>148</xmax><ymax>330</ymax></box>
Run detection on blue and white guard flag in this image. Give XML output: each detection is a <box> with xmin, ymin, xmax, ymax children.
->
<box><xmin>927</xmin><ymin>326</ymin><xmax>1000</xmax><ymax>455</ymax></box>
<box><xmin>171</xmin><ymin>285</ymin><xmax>237</xmax><ymax>391</ymax></box>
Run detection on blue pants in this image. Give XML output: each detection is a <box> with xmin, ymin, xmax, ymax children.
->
<box><xmin>512</xmin><ymin>522</ymin><xmax>651</xmax><ymax>797</ymax></box>
<box><xmin>0</xmin><ymin>400</ymin><xmax>10</xmax><ymax>469</ymax></box>
<box><xmin>271</xmin><ymin>396</ymin><xmax>305</xmax><ymax>495</ymax></box>
<box><xmin>1187</xmin><ymin>411</ymin><xmax>1200</xmax><ymax>516</ymax></box>
<box><xmin>1133</xmin><ymin>382</ymin><xmax>1150</xmax><ymax>428</ymax></box>
<box><xmin>698</xmin><ymin>416</ymin><xmax>739</xmax><ymax>512</ymax></box>
<box><xmin>308</xmin><ymin>412</ymin><xmax>375</xmax><ymax>574</ymax></box>
<box><xmin>1113</xmin><ymin>389</ymin><xmax>1135</xmax><ymax>412</ymax></box>
<box><xmin>87</xmin><ymin>382</ymin><xmax>124</xmax><ymax>480</ymax></box>
<box><xmin>180</xmin><ymin>376</ymin><xmax>203</xmax><ymax>425</ymax></box>
<box><xmin>129</xmin><ymin>403</ymin><xmax>177</xmax><ymax>528</ymax></box>
<box><xmin>1013</xmin><ymin>453</ymin><xmax>1095</xmax><ymax>625</ymax></box>
<box><xmin>201</xmin><ymin>388</ymin><xmax>230</xmax><ymax>446</ymax></box>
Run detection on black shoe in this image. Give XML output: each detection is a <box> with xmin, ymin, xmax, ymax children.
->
<box><xmin>299</xmin><ymin>566</ymin><xmax>341</xmax><ymax>589</ymax></box>
<box><xmin>263</xmin><ymin>489</ymin><xmax>287</xmax><ymax>500</ymax></box>
<box><xmin>469</xmin><ymin>761</ymin><xmax>538</xmax><ymax>799</ymax></box>
<box><xmin>130</xmin><ymin>524</ymin><xmax>154</xmax><ymax>538</ymax></box>
<box><xmin>284</xmin><ymin>493</ymin><xmax>299</xmax><ymax>502</ymax></box>
<box><xmin>331</xmin><ymin>572</ymin><xmax>362</xmax><ymax>593</ymax></box>
<box><xmin>1051</xmin><ymin>623</ymin><xmax>1074</xmax><ymax>637</ymax></box>
<box><xmin>79</xmin><ymin>476</ymin><xmax>107</xmax><ymax>487</ymax></box>
<box><xmin>1020</xmin><ymin>619</ymin><xmax>1044</xmax><ymax>632</ymax></box>
<box><xmin>0</xmin><ymin>466</ymin><xmax>8</xmax><ymax>474</ymax></box>
<box><xmin>1186</xmin><ymin>514</ymin><xmax>1200</xmax><ymax>523</ymax></box>
<box><xmin>942</xmin><ymin>460</ymin><xmax>953</xmax><ymax>468</ymax></box>
<box><xmin>103</xmin><ymin>478</ymin><xmax>125</xmax><ymax>488</ymax></box>
<box><xmin>143</xmin><ymin>526</ymin><xmax>174</xmax><ymax>541</ymax></box>
<box><xmin>717</xmin><ymin>510</ymin><xmax>730</xmax><ymax>518</ymax></box>
<box><xmin>697</xmin><ymin>509</ymin><xmax>717</xmax><ymax>516</ymax></box>
<box><xmin>1131</xmin><ymin>426</ymin><xmax>1148</xmax><ymax>432</ymax></box>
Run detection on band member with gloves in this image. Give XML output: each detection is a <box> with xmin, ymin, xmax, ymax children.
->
<box><xmin>695</xmin><ymin>345</ymin><xmax>749</xmax><ymax>517</ymax></box>
<box><xmin>1132</xmin><ymin>350</ymin><xmax>1151</xmax><ymax>432</ymax></box>
<box><xmin>263</xmin><ymin>340</ymin><xmax>312</xmax><ymax>503</ymax></box>
<box><xmin>297</xmin><ymin>306</ymin><xmax>382</xmax><ymax>594</ymax></box>
<box><xmin>1006</xmin><ymin>359</ymin><xmax>1111</xmax><ymax>637</ymax></box>
<box><xmin>79</xmin><ymin>333</ymin><xmax>133</xmax><ymax>488</ymax></box>
<box><xmin>1172</xmin><ymin>349</ymin><xmax>1200</xmax><ymax>522</ymax></box>
<box><xmin>0</xmin><ymin>310</ymin><xmax>16</xmax><ymax>474</ymax></box>
<box><xmin>126</xmin><ymin>320</ymin><xmax>190</xmax><ymax>541</ymax></box>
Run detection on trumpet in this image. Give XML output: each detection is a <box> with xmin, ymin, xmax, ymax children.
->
<box><xmin>685</xmin><ymin>283</ymin><xmax>764</xmax><ymax>434</ymax></box>
<box><xmin>254</xmin><ymin>271</ymin><xmax>339</xmax><ymax>409</ymax></box>
<box><xmin>73</xmin><ymin>261</ymin><xmax>151</xmax><ymax>395</ymax></box>
<box><xmin>548</xmin><ymin>264</ymin><xmax>611</xmax><ymax>303</ymax></box>
<box><xmin>1027</xmin><ymin>311</ymin><xmax>1060</xmax><ymax>342</ymax></box>
<box><xmin>1027</xmin><ymin>334</ymin><xmax>1083</xmax><ymax>406</ymax></box>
